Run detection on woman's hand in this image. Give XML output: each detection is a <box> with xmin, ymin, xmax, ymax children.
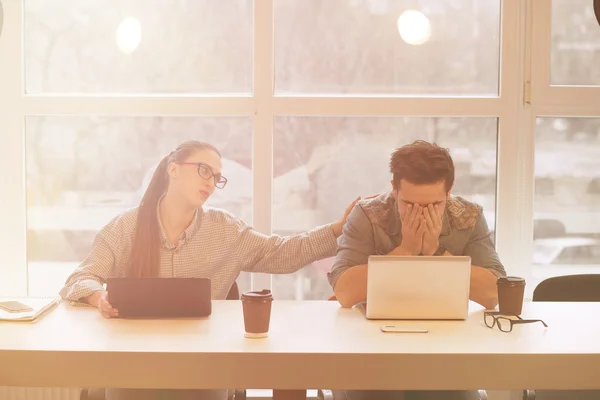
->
<box><xmin>331</xmin><ymin>195</ymin><xmax>379</xmax><ymax>237</ymax></box>
<box><xmin>88</xmin><ymin>291</ymin><xmax>119</xmax><ymax>318</ymax></box>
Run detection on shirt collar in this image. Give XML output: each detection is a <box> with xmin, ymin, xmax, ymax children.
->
<box><xmin>156</xmin><ymin>194</ymin><xmax>201</xmax><ymax>248</ymax></box>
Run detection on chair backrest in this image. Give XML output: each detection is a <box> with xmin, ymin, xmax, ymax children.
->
<box><xmin>533</xmin><ymin>274</ymin><xmax>600</xmax><ymax>302</ymax></box>
<box><xmin>226</xmin><ymin>281</ymin><xmax>240</xmax><ymax>300</ymax></box>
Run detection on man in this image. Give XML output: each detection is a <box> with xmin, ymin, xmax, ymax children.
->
<box><xmin>329</xmin><ymin>140</ymin><xmax>506</xmax><ymax>400</ymax></box>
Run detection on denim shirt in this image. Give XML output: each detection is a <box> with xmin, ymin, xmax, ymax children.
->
<box><xmin>328</xmin><ymin>191</ymin><xmax>506</xmax><ymax>288</ymax></box>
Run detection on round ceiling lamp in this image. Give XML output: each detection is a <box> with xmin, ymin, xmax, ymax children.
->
<box><xmin>116</xmin><ymin>17</ymin><xmax>142</xmax><ymax>54</ymax></box>
<box><xmin>397</xmin><ymin>9</ymin><xmax>431</xmax><ymax>46</ymax></box>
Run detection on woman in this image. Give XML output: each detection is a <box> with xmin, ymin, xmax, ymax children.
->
<box><xmin>60</xmin><ymin>140</ymin><xmax>360</xmax><ymax>400</ymax></box>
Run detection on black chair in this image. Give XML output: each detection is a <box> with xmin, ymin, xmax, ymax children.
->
<box><xmin>532</xmin><ymin>274</ymin><xmax>600</xmax><ymax>302</ymax></box>
<box><xmin>523</xmin><ymin>274</ymin><xmax>600</xmax><ymax>400</ymax></box>
<box><xmin>80</xmin><ymin>282</ymin><xmax>246</xmax><ymax>400</ymax></box>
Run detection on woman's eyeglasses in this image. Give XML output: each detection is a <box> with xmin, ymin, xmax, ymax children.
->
<box><xmin>484</xmin><ymin>311</ymin><xmax>548</xmax><ymax>333</ymax></box>
<box><xmin>174</xmin><ymin>162</ymin><xmax>227</xmax><ymax>189</ymax></box>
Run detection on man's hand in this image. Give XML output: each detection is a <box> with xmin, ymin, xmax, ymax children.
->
<box><xmin>422</xmin><ymin>204</ymin><xmax>443</xmax><ymax>255</ymax></box>
<box><xmin>397</xmin><ymin>204</ymin><xmax>426</xmax><ymax>255</ymax></box>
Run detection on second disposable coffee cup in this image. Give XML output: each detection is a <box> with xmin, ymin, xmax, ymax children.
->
<box><xmin>241</xmin><ymin>289</ymin><xmax>273</xmax><ymax>338</ymax></box>
<box><xmin>497</xmin><ymin>276</ymin><xmax>526</xmax><ymax>315</ymax></box>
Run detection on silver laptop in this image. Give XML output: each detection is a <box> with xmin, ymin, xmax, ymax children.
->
<box><xmin>365</xmin><ymin>255</ymin><xmax>471</xmax><ymax>320</ymax></box>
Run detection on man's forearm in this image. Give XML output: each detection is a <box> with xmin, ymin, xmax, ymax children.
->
<box><xmin>469</xmin><ymin>265</ymin><xmax>499</xmax><ymax>309</ymax></box>
<box><xmin>333</xmin><ymin>258</ymin><xmax>499</xmax><ymax>310</ymax></box>
<box><xmin>334</xmin><ymin>244</ymin><xmax>408</xmax><ymax>307</ymax></box>
<box><xmin>440</xmin><ymin>250</ymin><xmax>499</xmax><ymax>309</ymax></box>
<box><xmin>333</xmin><ymin>264</ymin><xmax>368</xmax><ymax>308</ymax></box>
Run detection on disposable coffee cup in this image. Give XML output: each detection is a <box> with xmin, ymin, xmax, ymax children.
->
<box><xmin>241</xmin><ymin>290</ymin><xmax>273</xmax><ymax>338</ymax></box>
<box><xmin>497</xmin><ymin>276</ymin><xmax>526</xmax><ymax>315</ymax></box>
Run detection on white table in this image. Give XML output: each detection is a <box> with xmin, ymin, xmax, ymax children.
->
<box><xmin>0</xmin><ymin>300</ymin><xmax>599</xmax><ymax>392</ymax></box>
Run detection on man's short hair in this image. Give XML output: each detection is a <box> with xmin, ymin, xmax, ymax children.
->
<box><xmin>389</xmin><ymin>140</ymin><xmax>455</xmax><ymax>192</ymax></box>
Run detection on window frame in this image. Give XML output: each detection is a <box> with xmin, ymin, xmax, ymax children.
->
<box><xmin>530</xmin><ymin>0</ymin><xmax>600</xmax><ymax>108</ymax></box>
<box><xmin>1</xmin><ymin>0</ymin><xmax>597</xmax><ymax>296</ymax></box>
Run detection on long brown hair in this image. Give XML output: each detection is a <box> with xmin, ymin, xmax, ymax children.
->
<box><xmin>127</xmin><ymin>141</ymin><xmax>221</xmax><ymax>277</ymax></box>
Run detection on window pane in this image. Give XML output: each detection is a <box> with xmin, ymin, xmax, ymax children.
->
<box><xmin>26</xmin><ymin>116</ymin><xmax>252</xmax><ymax>296</ymax></box>
<box><xmin>24</xmin><ymin>0</ymin><xmax>253</xmax><ymax>94</ymax></box>
<box><xmin>272</xmin><ymin>117</ymin><xmax>498</xmax><ymax>300</ymax></box>
<box><xmin>274</xmin><ymin>0</ymin><xmax>501</xmax><ymax>95</ymax></box>
<box><xmin>551</xmin><ymin>0</ymin><xmax>600</xmax><ymax>86</ymax></box>
<box><xmin>533</xmin><ymin>117</ymin><xmax>600</xmax><ymax>283</ymax></box>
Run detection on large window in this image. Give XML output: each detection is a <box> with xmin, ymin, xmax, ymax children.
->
<box><xmin>1</xmin><ymin>0</ymin><xmax>600</xmax><ymax>300</ymax></box>
<box><xmin>550</xmin><ymin>0</ymin><xmax>600</xmax><ymax>86</ymax></box>
<box><xmin>533</xmin><ymin>117</ymin><xmax>600</xmax><ymax>283</ymax></box>
<box><xmin>24</xmin><ymin>0</ymin><xmax>253</xmax><ymax>93</ymax></box>
<box><xmin>274</xmin><ymin>0</ymin><xmax>501</xmax><ymax>95</ymax></box>
<box><xmin>525</xmin><ymin>0</ymin><xmax>600</xmax><ymax>293</ymax></box>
